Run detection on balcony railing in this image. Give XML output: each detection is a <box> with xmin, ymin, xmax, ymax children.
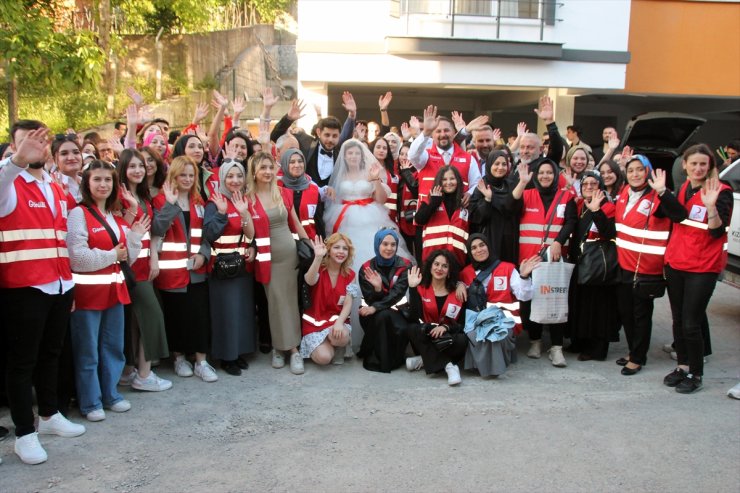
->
<box><xmin>390</xmin><ymin>0</ymin><xmax>562</xmax><ymax>41</ymax></box>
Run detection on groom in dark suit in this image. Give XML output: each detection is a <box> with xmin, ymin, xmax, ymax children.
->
<box><xmin>270</xmin><ymin>91</ymin><xmax>356</xmax><ymax>195</ymax></box>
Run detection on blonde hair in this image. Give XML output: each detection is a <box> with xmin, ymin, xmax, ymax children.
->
<box><xmin>322</xmin><ymin>233</ymin><xmax>355</xmax><ymax>276</ymax></box>
<box><xmin>166</xmin><ymin>156</ymin><xmax>202</xmax><ymax>204</ymax></box>
<box><xmin>247</xmin><ymin>152</ymin><xmax>285</xmax><ymax>214</ymax></box>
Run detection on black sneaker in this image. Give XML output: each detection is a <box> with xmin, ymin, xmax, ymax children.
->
<box><xmin>676</xmin><ymin>374</ymin><xmax>703</xmax><ymax>394</ymax></box>
<box><xmin>663</xmin><ymin>368</ymin><xmax>688</xmax><ymax>387</ymax></box>
<box><xmin>221</xmin><ymin>361</ymin><xmax>242</xmax><ymax>376</ymax></box>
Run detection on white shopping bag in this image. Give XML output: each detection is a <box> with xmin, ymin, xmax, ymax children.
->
<box><xmin>530</xmin><ymin>259</ymin><xmax>575</xmax><ymax>324</ymax></box>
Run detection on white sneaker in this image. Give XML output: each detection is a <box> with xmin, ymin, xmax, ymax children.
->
<box><xmin>527</xmin><ymin>340</ymin><xmax>542</xmax><ymax>359</ymax></box>
<box><xmin>549</xmin><ymin>345</ymin><xmax>567</xmax><ymax>367</ymax></box>
<box><xmin>728</xmin><ymin>382</ymin><xmax>740</xmax><ymax>400</ymax></box>
<box><xmin>290</xmin><ymin>352</ymin><xmax>304</xmax><ymax>375</ymax></box>
<box><xmin>670</xmin><ymin>351</ymin><xmax>677</xmax><ymax>361</ymax></box>
<box><xmin>37</xmin><ymin>412</ymin><xmax>86</xmax><ymax>438</ymax></box>
<box><xmin>272</xmin><ymin>350</ymin><xmax>285</xmax><ymax>369</ymax></box>
<box><xmin>331</xmin><ymin>346</ymin><xmax>346</xmax><ymax>365</ymax></box>
<box><xmin>406</xmin><ymin>356</ymin><xmax>424</xmax><ymax>371</ymax></box>
<box><xmin>132</xmin><ymin>371</ymin><xmax>173</xmax><ymax>392</ymax></box>
<box><xmin>174</xmin><ymin>356</ymin><xmax>194</xmax><ymax>377</ymax></box>
<box><xmin>445</xmin><ymin>362</ymin><xmax>461</xmax><ymax>386</ymax></box>
<box><xmin>106</xmin><ymin>400</ymin><xmax>131</xmax><ymax>413</ymax></box>
<box><xmin>194</xmin><ymin>361</ymin><xmax>218</xmax><ymax>382</ymax></box>
<box><xmin>118</xmin><ymin>369</ymin><xmax>137</xmax><ymax>386</ymax></box>
<box><xmin>662</xmin><ymin>343</ymin><xmax>674</xmax><ymax>353</ymax></box>
<box><xmin>14</xmin><ymin>433</ymin><xmax>47</xmax><ymax>465</ymax></box>
<box><xmin>86</xmin><ymin>409</ymin><xmax>106</xmax><ymax>422</ymax></box>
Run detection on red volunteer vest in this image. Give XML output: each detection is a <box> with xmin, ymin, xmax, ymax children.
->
<box><xmin>301</xmin><ymin>267</ymin><xmax>356</xmax><ymax>336</ymax></box>
<box><xmin>576</xmin><ymin>199</ymin><xmax>616</xmax><ymax>241</ymax></box>
<box><xmin>416</xmin><ymin>284</ymin><xmax>463</xmax><ymax>326</ymax></box>
<box><xmin>72</xmin><ymin>207</ymin><xmax>131</xmax><ymax>310</ymax></box>
<box><xmin>614</xmin><ymin>190</ymin><xmax>671</xmax><ymax>275</ymax></box>
<box><xmin>208</xmin><ymin>199</ymin><xmax>249</xmax><ymax>272</ymax></box>
<box><xmin>384</xmin><ymin>169</ymin><xmax>400</xmax><ymax>222</ymax></box>
<box><xmin>461</xmin><ymin>261</ymin><xmax>523</xmax><ymax>335</ymax></box>
<box><xmin>121</xmin><ymin>194</ymin><xmax>153</xmax><ymax>282</ymax></box>
<box><xmin>0</xmin><ymin>176</ymin><xmax>72</xmax><ymax>288</ymax></box>
<box><xmin>360</xmin><ymin>257</ymin><xmax>412</xmax><ymax>309</ymax></box>
<box><xmin>152</xmin><ymin>194</ymin><xmax>206</xmax><ymax>290</ymax></box>
<box><xmin>418</xmin><ymin>143</ymin><xmax>472</xmax><ymax>202</ymax></box>
<box><xmin>518</xmin><ymin>189</ymin><xmax>573</xmax><ymax>262</ymax></box>
<box><xmin>420</xmin><ymin>199</ymin><xmax>470</xmax><ymax>267</ymax></box>
<box><xmin>249</xmin><ymin>187</ymin><xmax>296</xmax><ymax>284</ymax></box>
<box><xmin>279</xmin><ymin>180</ymin><xmax>321</xmax><ymax>240</ymax></box>
<box><xmin>397</xmin><ymin>165</ymin><xmax>419</xmax><ymax>237</ymax></box>
<box><xmin>664</xmin><ymin>181</ymin><xmax>732</xmax><ymax>274</ymax></box>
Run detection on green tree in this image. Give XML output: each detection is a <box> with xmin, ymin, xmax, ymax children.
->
<box><xmin>0</xmin><ymin>1</ymin><xmax>105</xmax><ymax>127</ymax></box>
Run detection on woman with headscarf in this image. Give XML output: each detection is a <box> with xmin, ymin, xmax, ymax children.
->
<box><xmin>614</xmin><ymin>155</ymin><xmax>684</xmax><ymax>376</ymax></box>
<box><xmin>458</xmin><ymin>234</ymin><xmax>539</xmax><ymax>378</ymax></box>
<box><xmin>508</xmin><ymin>159</ymin><xmax>577</xmax><ymax>367</ymax></box>
<box><xmin>279</xmin><ymin>148</ymin><xmax>324</xmax><ymax>239</ymax></box>
<box><xmin>357</xmin><ymin>228</ymin><xmax>412</xmax><ymax>373</ymax></box>
<box><xmin>203</xmin><ymin>159</ymin><xmax>256</xmax><ymax>376</ymax></box>
<box><xmin>405</xmin><ymin>249</ymin><xmax>467</xmax><ymax>386</ymax></box>
<box><xmin>470</xmin><ymin>149</ymin><xmax>519</xmax><ymax>263</ymax></box>
<box><xmin>567</xmin><ymin>171</ymin><xmax>619</xmax><ymax>361</ymax></box>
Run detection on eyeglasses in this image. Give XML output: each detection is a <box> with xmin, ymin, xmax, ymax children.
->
<box><xmin>581</xmin><ymin>181</ymin><xmax>600</xmax><ymax>188</ymax></box>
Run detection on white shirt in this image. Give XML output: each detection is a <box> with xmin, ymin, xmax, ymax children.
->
<box><xmin>408</xmin><ymin>134</ymin><xmax>481</xmax><ymax>195</ymax></box>
<box><xmin>317</xmin><ymin>144</ymin><xmax>334</xmax><ymax>181</ymax></box>
<box><xmin>0</xmin><ymin>157</ymin><xmax>74</xmax><ymax>295</ymax></box>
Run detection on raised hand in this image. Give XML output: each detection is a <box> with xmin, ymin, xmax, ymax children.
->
<box><xmin>586</xmin><ymin>189</ymin><xmax>604</xmax><ymax>212</ymax></box>
<box><xmin>466</xmin><ymin>115</ymin><xmax>490</xmax><ymax>132</ymax></box>
<box><xmin>608</xmin><ymin>137</ymin><xmax>620</xmax><ymax>150</ymax></box>
<box><xmin>162</xmin><ymin>181</ymin><xmax>179</xmax><ymax>205</ymax></box>
<box><xmin>701</xmin><ymin>177</ymin><xmax>721</xmax><ymax>209</ymax></box>
<box><xmin>222</xmin><ymin>140</ymin><xmax>238</xmax><ymax>160</ymax></box>
<box><xmin>648</xmin><ymin>168</ymin><xmax>667</xmax><ymax>194</ymax></box>
<box><xmin>519</xmin><ymin>255</ymin><xmax>541</xmax><ymax>278</ymax></box>
<box><xmin>368</xmin><ymin>163</ymin><xmax>382</xmax><ymax>181</ymax></box>
<box><xmin>407</xmin><ymin>265</ymin><xmax>422</xmax><ymax>288</ymax></box>
<box><xmin>422</xmin><ymin>105</ymin><xmax>439</xmax><ymax>136</ymax></box>
<box><xmin>192</xmin><ymin>102</ymin><xmax>210</xmax><ymax>124</ymax></box>
<box><xmin>257</xmin><ymin>118</ymin><xmax>271</xmax><ymax>151</ymax></box>
<box><xmin>312</xmin><ymin>235</ymin><xmax>327</xmax><ymax>258</ymax></box>
<box><xmin>430</xmin><ymin>185</ymin><xmax>443</xmax><ymax>197</ymax></box>
<box><xmin>11</xmin><ymin>127</ymin><xmax>50</xmax><ymax>166</ymax></box>
<box><xmin>232</xmin><ymin>96</ymin><xmax>246</xmax><ymax>118</ymax></box>
<box><xmin>232</xmin><ymin>190</ymin><xmax>250</xmax><ymax>217</ymax></box>
<box><xmin>451</xmin><ymin>111</ymin><xmax>466</xmax><ymax>132</ymax></box>
<box><xmin>342</xmin><ymin>91</ymin><xmax>357</xmax><ymax>117</ymax></box>
<box><xmin>477</xmin><ymin>179</ymin><xmax>492</xmax><ymax>201</ymax></box>
<box><xmin>378</xmin><ymin>91</ymin><xmax>393</xmax><ymax>111</ymax></box>
<box><xmin>213</xmin><ymin>90</ymin><xmax>229</xmax><ymax>109</ymax></box>
<box><xmin>400</xmin><ymin>122</ymin><xmax>411</xmax><ymax>141</ymax></box>
<box><xmin>211</xmin><ymin>189</ymin><xmax>228</xmax><ymax>214</ymax></box>
<box><xmin>126</xmin><ymin>104</ymin><xmax>139</xmax><ymax>128</ymax></box>
<box><xmin>120</xmin><ymin>184</ymin><xmax>138</xmax><ymax>211</ymax></box>
<box><xmin>563</xmin><ymin>170</ymin><xmax>577</xmax><ymax>189</ymax></box>
<box><xmin>131</xmin><ymin>214</ymin><xmax>151</xmax><ymax>235</ymax></box>
<box><xmin>287</xmin><ymin>99</ymin><xmax>306</xmax><ymax>121</ymax></box>
<box><xmin>262</xmin><ymin>87</ymin><xmax>278</xmax><ymax>110</ymax></box>
<box><xmin>492</xmin><ymin>128</ymin><xmax>502</xmax><ymax>142</ymax></box>
<box><xmin>126</xmin><ymin>86</ymin><xmax>144</xmax><ymax>107</ymax></box>
<box><xmin>108</xmin><ymin>137</ymin><xmax>124</xmax><ymax>156</ymax></box>
<box><xmin>363</xmin><ymin>266</ymin><xmax>383</xmax><ymax>290</ymax></box>
<box><xmin>621</xmin><ymin>145</ymin><xmax>633</xmax><ymax>162</ymax></box>
<box><xmin>313</xmin><ymin>103</ymin><xmax>322</xmax><ymax>118</ymax></box>
<box><xmin>409</xmin><ymin>115</ymin><xmax>421</xmax><ymax>134</ymax></box>
<box><xmin>534</xmin><ymin>95</ymin><xmax>554</xmax><ymax>124</ymax></box>
<box><xmin>517</xmin><ymin>162</ymin><xmax>533</xmax><ymax>185</ymax></box>
<box><xmin>516</xmin><ymin>122</ymin><xmax>528</xmax><ymax>137</ymax></box>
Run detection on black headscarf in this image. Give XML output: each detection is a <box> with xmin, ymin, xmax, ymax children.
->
<box><xmin>467</xmin><ymin>233</ymin><xmax>496</xmax><ymax>271</ymax></box>
<box><xmin>484</xmin><ymin>149</ymin><xmax>511</xmax><ymax>188</ymax></box>
<box><xmin>532</xmin><ymin>158</ymin><xmax>560</xmax><ymax>212</ymax></box>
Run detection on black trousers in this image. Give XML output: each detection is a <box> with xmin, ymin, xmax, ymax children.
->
<box><xmin>616</xmin><ymin>281</ymin><xmax>654</xmax><ymax>366</ymax></box>
<box><xmin>520</xmin><ymin>300</ymin><xmax>564</xmax><ymax>346</ymax></box>
<box><xmin>407</xmin><ymin>323</ymin><xmax>467</xmax><ymax>374</ymax></box>
<box><xmin>665</xmin><ymin>265</ymin><xmax>718</xmax><ymax>377</ymax></box>
<box><xmin>1</xmin><ymin>287</ymin><xmax>74</xmax><ymax>437</ymax></box>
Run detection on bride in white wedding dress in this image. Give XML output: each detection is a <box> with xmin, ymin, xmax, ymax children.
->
<box><xmin>324</xmin><ymin>139</ymin><xmax>412</xmax><ymax>272</ymax></box>
<box><xmin>324</xmin><ymin>139</ymin><xmax>412</xmax><ymax>348</ymax></box>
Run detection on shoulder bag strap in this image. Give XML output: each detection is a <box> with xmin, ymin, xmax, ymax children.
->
<box><xmin>632</xmin><ymin>191</ymin><xmax>656</xmax><ymax>282</ymax></box>
<box><xmin>541</xmin><ymin>190</ymin><xmax>566</xmax><ymax>246</ymax></box>
<box><xmin>85</xmin><ymin>206</ymin><xmax>122</xmax><ymax>248</ymax></box>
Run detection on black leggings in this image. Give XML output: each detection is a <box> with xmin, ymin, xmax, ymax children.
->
<box><xmin>665</xmin><ymin>265</ymin><xmax>718</xmax><ymax>376</ymax></box>
<box><xmin>520</xmin><ymin>300</ymin><xmax>564</xmax><ymax>346</ymax></box>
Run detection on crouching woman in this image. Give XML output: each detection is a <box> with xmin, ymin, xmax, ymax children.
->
<box><xmin>299</xmin><ymin>234</ymin><xmax>356</xmax><ymax>366</ymax></box>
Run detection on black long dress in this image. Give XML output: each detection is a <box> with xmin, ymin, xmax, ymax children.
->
<box><xmin>469</xmin><ymin>177</ymin><xmax>519</xmax><ymax>264</ymax></box>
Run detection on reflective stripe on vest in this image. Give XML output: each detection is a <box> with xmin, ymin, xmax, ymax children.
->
<box><xmin>0</xmin><ymin>228</ymin><xmax>66</xmax><ymax>242</ymax></box>
<box><xmin>615</xmin><ymin>237</ymin><xmax>666</xmax><ymax>256</ymax></box>
<box><xmin>73</xmin><ymin>271</ymin><xmax>125</xmax><ymax>285</ymax></box>
<box><xmin>615</xmin><ymin>223</ymin><xmax>670</xmax><ymax>241</ymax></box>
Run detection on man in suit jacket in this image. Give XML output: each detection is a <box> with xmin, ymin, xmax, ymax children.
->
<box><xmin>270</xmin><ymin>92</ymin><xmax>356</xmax><ymax>196</ymax></box>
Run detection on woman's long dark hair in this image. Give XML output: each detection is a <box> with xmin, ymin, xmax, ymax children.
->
<box><xmin>80</xmin><ymin>160</ymin><xmax>121</xmax><ymax>212</ymax></box>
<box><xmin>420</xmin><ymin>249</ymin><xmax>459</xmax><ymax>292</ymax></box>
<box><xmin>370</xmin><ymin>137</ymin><xmax>394</xmax><ymax>174</ymax></box>
<box><xmin>119</xmin><ymin>149</ymin><xmax>151</xmax><ymax>202</ymax></box>
<box><xmin>172</xmin><ymin>134</ymin><xmax>205</xmax><ymax>165</ymax></box>
<box><xmin>433</xmin><ymin>165</ymin><xmax>463</xmax><ymax>206</ymax></box>
<box><xmin>140</xmin><ymin>146</ymin><xmax>167</xmax><ymax>190</ymax></box>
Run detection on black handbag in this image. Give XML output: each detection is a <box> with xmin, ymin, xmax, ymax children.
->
<box><xmin>403</xmin><ymin>200</ymin><xmax>417</xmax><ymax>223</ymax></box>
<box><xmin>577</xmin><ymin>213</ymin><xmax>619</xmax><ymax>285</ymax></box>
<box><xmin>631</xmin><ymin>193</ymin><xmax>666</xmax><ymax>299</ymax></box>
<box><xmin>467</xmin><ymin>260</ymin><xmax>500</xmax><ymax>312</ymax></box>
<box><xmin>212</xmin><ymin>234</ymin><xmax>247</xmax><ymax>280</ymax></box>
<box><xmin>424</xmin><ymin>324</ymin><xmax>454</xmax><ymax>352</ymax></box>
<box><xmin>295</xmin><ymin>237</ymin><xmax>315</xmax><ymax>310</ymax></box>
<box><xmin>85</xmin><ymin>206</ymin><xmax>137</xmax><ymax>291</ymax></box>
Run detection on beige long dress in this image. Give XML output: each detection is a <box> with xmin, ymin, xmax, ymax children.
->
<box><xmin>265</xmin><ymin>206</ymin><xmax>301</xmax><ymax>350</ymax></box>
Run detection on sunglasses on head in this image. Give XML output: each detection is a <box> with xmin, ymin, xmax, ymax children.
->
<box><xmin>54</xmin><ymin>133</ymin><xmax>77</xmax><ymax>142</ymax></box>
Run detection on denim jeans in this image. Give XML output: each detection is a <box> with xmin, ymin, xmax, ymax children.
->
<box><xmin>70</xmin><ymin>304</ymin><xmax>125</xmax><ymax>415</ymax></box>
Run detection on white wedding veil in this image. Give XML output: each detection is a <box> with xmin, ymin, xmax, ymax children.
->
<box><xmin>327</xmin><ymin>138</ymin><xmax>386</xmax><ymax>201</ymax></box>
